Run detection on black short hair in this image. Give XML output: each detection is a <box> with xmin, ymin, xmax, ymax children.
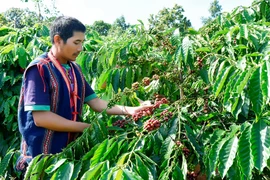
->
<box><xmin>50</xmin><ymin>16</ymin><xmax>86</xmax><ymax>44</ymax></box>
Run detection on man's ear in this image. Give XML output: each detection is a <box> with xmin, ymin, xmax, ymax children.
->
<box><xmin>53</xmin><ymin>35</ymin><xmax>62</xmax><ymax>45</ymax></box>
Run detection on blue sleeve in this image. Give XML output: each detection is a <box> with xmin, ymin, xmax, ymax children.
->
<box><xmin>24</xmin><ymin>65</ymin><xmax>50</xmax><ymax>111</ymax></box>
<box><xmin>84</xmin><ymin>78</ymin><xmax>97</xmax><ymax>103</ymax></box>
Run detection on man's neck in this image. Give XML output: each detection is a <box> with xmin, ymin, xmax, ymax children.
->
<box><xmin>51</xmin><ymin>46</ymin><xmax>68</xmax><ymax>64</ymax></box>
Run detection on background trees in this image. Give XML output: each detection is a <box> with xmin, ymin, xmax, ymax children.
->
<box><xmin>148</xmin><ymin>4</ymin><xmax>191</xmax><ymax>33</ymax></box>
<box><xmin>0</xmin><ymin>14</ymin><xmax>8</xmax><ymax>26</ymax></box>
<box><xmin>108</xmin><ymin>16</ymin><xmax>130</xmax><ymax>36</ymax></box>
<box><xmin>201</xmin><ymin>0</ymin><xmax>222</xmax><ymax>25</ymax></box>
<box><xmin>3</xmin><ymin>8</ymin><xmax>39</xmax><ymax>28</ymax></box>
<box><xmin>91</xmin><ymin>20</ymin><xmax>112</xmax><ymax>36</ymax></box>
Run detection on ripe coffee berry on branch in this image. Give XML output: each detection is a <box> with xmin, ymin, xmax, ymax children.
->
<box><xmin>203</xmin><ymin>86</ymin><xmax>209</xmax><ymax>93</ymax></box>
<box><xmin>187</xmin><ymin>171</ymin><xmax>198</xmax><ymax>180</ymax></box>
<box><xmin>203</xmin><ymin>98</ymin><xmax>209</xmax><ymax>113</ymax></box>
<box><xmin>175</xmin><ymin>140</ymin><xmax>185</xmax><ymax>148</ymax></box>
<box><xmin>152</xmin><ymin>74</ymin><xmax>160</xmax><ymax>80</ymax></box>
<box><xmin>132</xmin><ymin>107</ymin><xmax>154</xmax><ymax>122</ymax></box>
<box><xmin>233</xmin><ymin>38</ymin><xmax>237</xmax><ymax>44</ymax></box>
<box><xmin>132</xmin><ymin>82</ymin><xmax>140</xmax><ymax>90</ymax></box>
<box><xmin>142</xmin><ymin>77</ymin><xmax>151</xmax><ymax>86</ymax></box>
<box><xmin>160</xmin><ymin>109</ymin><xmax>173</xmax><ymax>121</ymax></box>
<box><xmin>183</xmin><ymin>147</ymin><xmax>190</xmax><ymax>158</ymax></box>
<box><xmin>143</xmin><ymin>119</ymin><xmax>161</xmax><ymax>132</ymax></box>
<box><xmin>154</xmin><ymin>94</ymin><xmax>165</xmax><ymax>101</ymax></box>
<box><xmin>154</xmin><ymin>97</ymin><xmax>169</xmax><ymax>109</ymax></box>
<box><xmin>113</xmin><ymin>120</ymin><xmax>128</xmax><ymax>128</ymax></box>
<box><xmin>132</xmin><ymin>97</ymin><xmax>169</xmax><ymax>122</ymax></box>
<box><xmin>197</xmin><ymin>57</ymin><xmax>203</xmax><ymax>69</ymax></box>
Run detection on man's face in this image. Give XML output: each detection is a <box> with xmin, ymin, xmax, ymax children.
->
<box><xmin>59</xmin><ymin>31</ymin><xmax>85</xmax><ymax>62</ymax></box>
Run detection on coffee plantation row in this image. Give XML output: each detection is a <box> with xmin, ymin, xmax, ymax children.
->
<box><xmin>0</xmin><ymin>0</ymin><xmax>270</xmax><ymax>179</ymax></box>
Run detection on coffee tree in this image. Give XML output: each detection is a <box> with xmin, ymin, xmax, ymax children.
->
<box><xmin>0</xmin><ymin>23</ymin><xmax>51</xmax><ymax>177</ymax></box>
<box><xmin>0</xmin><ymin>0</ymin><xmax>270</xmax><ymax>179</ymax></box>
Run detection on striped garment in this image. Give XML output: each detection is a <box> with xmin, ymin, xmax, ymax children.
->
<box><xmin>16</xmin><ymin>51</ymin><xmax>97</xmax><ymax>172</ymax></box>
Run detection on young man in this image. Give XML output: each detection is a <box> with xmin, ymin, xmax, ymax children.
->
<box><xmin>16</xmin><ymin>16</ymin><xmax>151</xmax><ymax>173</ymax></box>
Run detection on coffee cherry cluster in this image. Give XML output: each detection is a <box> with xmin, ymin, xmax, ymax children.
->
<box><xmin>197</xmin><ymin>57</ymin><xmax>203</xmax><ymax>69</ymax></box>
<box><xmin>153</xmin><ymin>98</ymin><xmax>169</xmax><ymax>109</ymax></box>
<box><xmin>187</xmin><ymin>171</ymin><xmax>198</xmax><ymax>180</ymax></box>
<box><xmin>203</xmin><ymin>98</ymin><xmax>209</xmax><ymax>113</ymax></box>
<box><xmin>132</xmin><ymin>97</ymin><xmax>169</xmax><ymax>122</ymax></box>
<box><xmin>107</xmin><ymin>93</ymin><xmax>122</xmax><ymax>108</ymax></box>
<box><xmin>175</xmin><ymin>141</ymin><xmax>191</xmax><ymax>158</ymax></box>
<box><xmin>233</xmin><ymin>38</ymin><xmax>237</xmax><ymax>45</ymax></box>
<box><xmin>113</xmin><ymin>120</ymin><xmax>128</xmax><ymax>128</ymax></box>
<box><xmin>143</xmin><ymin>119</ymin><xmax>161</xmax><ymax>132</ymax></box>
<box><xmin>132</xmin><ymin>82</ymin><xmax>140</xmax><ymax>90</ymax></box>
<box><xmin>153</xmin><ymin>94</ymin><xmax>165</xmax><ymax>101</ymax></box>
<box><xmin>132</xmin><ymin>107</ymin><xmax>154</xmax><ymax>122</ymax></box>
<box><xmin>142</xmin><ymin>77</ymin><xmax>151</xmax><ymax>86</ymax></box>
<box><xmin>152</xmin><ymin>74</ymin><xmax>160</xmax><ymax>80</ymax></box>
<box><xmin>160</xmin><ymin>109</ymin><xmax>173</xmax><ymax>121</ymax></box>
<box><xmin>128</xmin><ymin>57</ymin><xmax>135</xmax><ymax>65</ymax></box>
<box><xmin>183</xmin><ymin>147</ymin><xmax>190</xmax><ymax>158</ymax></box>
<box><xmin>189</xmin><ymin>69</ymin><xmax>196</xmax><ymax>75</ymax></box>
<box><xmin>175</xmin><ymin>140</ymin><xmax>183</xmax><ymax>147</ymax></box>
<box><xmin>203</xmin><ymin>86</ymin><xmax>209</xmax><ymax>93</ymax></box>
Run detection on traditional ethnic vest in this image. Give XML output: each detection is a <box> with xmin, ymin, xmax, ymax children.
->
<box><xmin>16</xmin><ymin>51</ymin><xmax>86</xmax><ymax>171</ymax></box>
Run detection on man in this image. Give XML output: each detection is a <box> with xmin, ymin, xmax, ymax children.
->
<box><xmin>16</xmin><ymin>16</ymin><xmax>151</xmax><ymax>173</ymax></box>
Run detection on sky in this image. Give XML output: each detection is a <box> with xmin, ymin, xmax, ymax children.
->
<box><xmin>0</xmin><ymin>0</ymin><xmax>254</xmax><ymax>30</ymax></box>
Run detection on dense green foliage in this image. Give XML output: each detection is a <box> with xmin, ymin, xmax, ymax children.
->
<box><xmin>0</xmin><ymin>0</ymin><xmax>270</xmax><ymax>179</ymax></box>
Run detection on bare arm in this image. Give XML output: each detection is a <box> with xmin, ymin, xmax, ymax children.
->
<box><xmin>86</xmin><ymin>98</ymin><xmax>129</xmax><ymax>115</ymax></box>
<box><xmin>86</xmin><ymin>97</ymin><xmax>152</xmax><ymax>115</ymax></box>
<box><xmin>32</xmin><ymin>111</ymin><xmax>89</xmax><ymax>132</ymax></box>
